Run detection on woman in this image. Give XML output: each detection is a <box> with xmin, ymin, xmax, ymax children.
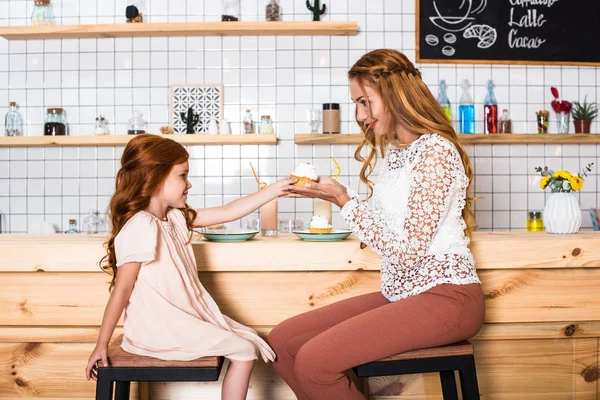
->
<box><xmin>270</xmin><ymin>49</ymin><xmax>485</xmax><ymax>400</ymax></box>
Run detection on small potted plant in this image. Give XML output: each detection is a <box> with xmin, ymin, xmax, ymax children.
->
<box><xmin>571</xmin><ymin>96</ymin><xmax>598</xmax><ymax>134</ymax></box>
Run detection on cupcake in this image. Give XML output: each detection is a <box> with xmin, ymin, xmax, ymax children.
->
<box><xmin>290</xmin><ymin>163</ymin><xmax>319</xmax><ymax>186</ymax></box>
<box><xmin>308</xmin><ymin>215</ymin><xmax>332</xmax><ymax>234</ymax></box>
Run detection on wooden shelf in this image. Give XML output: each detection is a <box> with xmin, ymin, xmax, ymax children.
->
<box><xmin>0</xmin><ymin>21</ymin><xmax>358</xmax><ymax>40</ymax></box>
<box><xmin>0</xmin><ymin>134</ymin><xmax>277</xmax><ymax>147</ymax></box>
<box><xmin>295</xmin><ymin>133</ymin><xmax>600</xmax><ymax>145</ymax></box>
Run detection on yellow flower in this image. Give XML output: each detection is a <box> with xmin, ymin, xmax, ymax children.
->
<box><xmin>540</xmin><ymin>176</ymin><xmax>550</xmax><ymax>189</ymax></box>
<box><xmin>569</xmin><ymin>176</ymin><xmax>584</xmax><ymax>191</ymax></box>
<box><xmin>552</xmin><ymin>170</ymin><xmax>572</xmax><ymax>180</ymax></box>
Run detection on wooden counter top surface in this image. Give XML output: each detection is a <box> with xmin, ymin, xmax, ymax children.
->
<box><xmin>2</xmin><ymin>231</ymin><xmax>599</xmax><ymax>272</ymax></box>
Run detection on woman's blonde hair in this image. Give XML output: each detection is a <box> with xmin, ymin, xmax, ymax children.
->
<box><xmin>348</xmin><ymin>49</ymin><xmax>475</xmax><ymax>238</ymax></box>
<box><xmin>100</xmin><ymin>134</ymin><xmax>197</xmax><ymax>291</ymax></box>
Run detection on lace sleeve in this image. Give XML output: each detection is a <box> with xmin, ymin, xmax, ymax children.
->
<box><xmin>341</xmin><ymin>142</ymin><xmax>459</xmax><ymax>267</ymax></box>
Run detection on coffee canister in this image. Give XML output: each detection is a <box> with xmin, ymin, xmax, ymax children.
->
<box><xmin>322</xmin><ymin>103</ymin><xmax>340</xmax><ymax>134</ymax></box>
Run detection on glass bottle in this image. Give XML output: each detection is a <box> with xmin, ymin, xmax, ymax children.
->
<box><xmin>259</xmin><ymin>115</ymin><xmax>274</xmax><ymax>134</ymax></box>
<box><xmin>31</xmin><ymin>0</ymin><xmax>56</xmax><ymax>26</ymax></box>
<box><xmin>459</xmin><ymin>79</ymin><xmax>475</xmax><ymax>134</ymax></box>
<box><xmin>64</xmin><ymin>219</ymin><xmax>80</xmax><ymax>234</ymax></box>
<box><xmin>266</xmin><ymin>0</ymin><xmax>281</xmax><ymax>21</ymax></box>
<box><xmin>437</xmin><ymin>79</ymin><xmax>452</xmax><ymax>122</ymax></box>
<box><xmin>527</xmin><ymin>211</ymin><xmax>544</xmax><ymax>232</ymax></box>
<box><xmin>243</xmin><ymin>109</ymin><xmax>255</xmax><ymax>134</ymax></box>
<box><xmin>483</xmin><ymin>79</ymin><xmax>498</xmax><ymax>134</ymax></box>
<box><xmin>44</xmin><ymin>108</ymin><xmax>67</xmax><ymax>136</ymax></box>
<box><xmin>128</xmin><ymin>111</ymin><xmax>146</xmax><ymax>135</ymax></box>
<box><xmin>5</xmin><ymin>102</ymin><xmax>23</xmax><ymax>137</ymax></box>
<box><xmin>499</xmin><ymin>109</ymin><xmax>512</xmax><ymax>133</ymax></box>
<box><xmin>222</xmin><ymin>0</ymin><xmax>240</xmax><ymax>21</ymax></box>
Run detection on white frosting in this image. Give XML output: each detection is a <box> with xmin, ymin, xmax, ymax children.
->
<box><xmin>309</xmin><ymin>215</ymin><xmax>332</xmax><ymax>229</ymax></box>
<box><xmin>291</xmin><ymin>163</ymin><xmax>318</xmax><ymax>180</ymax></box>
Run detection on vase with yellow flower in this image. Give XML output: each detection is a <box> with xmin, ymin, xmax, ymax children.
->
<box><xmin>536</xmin><ymin>163</ymin><xmax>593</xmax><ymax>234</ymax></box>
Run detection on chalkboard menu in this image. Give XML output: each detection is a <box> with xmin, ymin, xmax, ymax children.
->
<box><xmin>417</xmin><ymin>0</ymin><xmax>600</xmax><ymax>65</ymax></box>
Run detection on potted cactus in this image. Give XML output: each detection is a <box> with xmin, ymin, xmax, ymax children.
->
<box><xmin>571</xmin><ymin>96</ymin><xmax>598</xmax><ymax>134</ymax></box>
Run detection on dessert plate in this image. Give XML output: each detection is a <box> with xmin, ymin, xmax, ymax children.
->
<box><xmin>292</xmin><ymin>230</ymin><xmax>352</xmax><ymax>242</ymax></box>
<box><xmin>202</xmin><ymin>230</ymin><xmax>259</xmax><ymax>242</ymax></box>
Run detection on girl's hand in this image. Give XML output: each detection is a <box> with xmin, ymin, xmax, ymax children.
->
<box><xmin>85</xmin><ymin>344</ymin><xmax>109</xmax><ymax>381</ymax></box>
<box><xmin>283</xmin><ymin>176</ymin><xmax>351</xmax><ymax>208</ymax></box>
<box><xmin>265</xmin><ymin>177</ymin><xmax>298</xmax><ymax>198</ymax></box>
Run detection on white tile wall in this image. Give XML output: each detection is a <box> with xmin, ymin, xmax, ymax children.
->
<box><xmin>0</xmin><ymin>0</ymin><xmax>599</xmax><ymax>233</ymax></box>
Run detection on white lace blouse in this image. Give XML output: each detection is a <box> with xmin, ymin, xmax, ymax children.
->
<box><xmin>340</xmin><ymin>133</ymin><xmax>481</xmax><ymax>302</ymax></box>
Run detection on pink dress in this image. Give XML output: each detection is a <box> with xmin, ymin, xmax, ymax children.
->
<box><xmin>114</xmin><ymin>209</ymin><xmax>275</xmax><ymax>362</ymax></box>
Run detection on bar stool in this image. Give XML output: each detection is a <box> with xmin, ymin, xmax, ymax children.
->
<box><xmin>95</xmin><ymin>335</ymin><xmax>224</xmax><ymax>400</ymax></box>
<box><xmin>353</xmin><ymin>341</ymin><xmax>480</xmax><ymax>400</ymax></box>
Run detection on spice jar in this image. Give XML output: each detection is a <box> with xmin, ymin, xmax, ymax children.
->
<box><xmin>222</xmin><ymin>0</ymin><xmax>240</xmax><ymax>21</ymax></box>
<box><xmin>322</xmin><ymin>103</ymin><xmax>340</xmax><ymax>134</ymax></box>
<box><xmin>44</xmin><ymin>108</ymin><xmax>66</xmax><ymax>136</ymax></box>
<box><xmin>31</xmin><ymin>0</ymin><xmax>56</xmax><ymax>26</ymax></box>
<box><xmin>259</xmin><ymin>115</ymin><xmax>274</xmax><ymax>134</ymax></box>
<box><xmin>527</xmin><ymin>211</ymin><xmax>544</xmax><ymax>232</ymax></box>
<box><xmin>266</xmin><ymin>0</ymin><xmax>281</xmax><ymax>21</ymax></box>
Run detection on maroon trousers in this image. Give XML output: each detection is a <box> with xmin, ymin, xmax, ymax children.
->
<box><xmin>268</xmin><ymin>283</ymin><xmax>485</xmax><ymax>400</ymax></box>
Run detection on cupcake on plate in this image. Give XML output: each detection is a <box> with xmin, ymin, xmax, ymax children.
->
<box><xmin>290</xmin><ymin>163</ymin><xmax>318</xmax><ymax>186</ymax></box>
<box><xmin>308</xmin><ymin>215</ymin><xmax>332</xmax><ymax>234</ymax></box>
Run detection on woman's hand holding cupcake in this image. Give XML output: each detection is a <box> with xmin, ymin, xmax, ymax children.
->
<box><xmin>284</xmin><ymin>174</ymin><xmax>351</xmax><ymax>208</ymax></box>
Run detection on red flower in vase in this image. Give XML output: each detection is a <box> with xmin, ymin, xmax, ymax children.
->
<box><xmin>550</xmin><ymin>87</ymin><xmax>572</xmax><ymax>113</ymax></box>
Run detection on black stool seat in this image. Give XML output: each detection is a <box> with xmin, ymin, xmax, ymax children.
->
<box><xmin>353</xmin><ymin>341</ymin><xmax>480</xmax><ymax>400</ymax></box>
<box><xmin>95</xmin><ymin>335</ymin><xmax>224</xmax><ymax>400</ymax></box>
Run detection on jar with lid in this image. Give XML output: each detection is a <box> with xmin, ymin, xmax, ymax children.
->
<box><xmin>83</xmin><ymin>209</ymin><xmax>104</xmax><ymax>234</ymax></box>
<box><xmin>322</xmin><ymin>103</ymin><xmax>340</xmax><ymax>134</ymax></box>
<box><xmin>222</xmin><ymin>0</ymin><xmax>240</xmax><ymax>21</ymax></box>
<box><xmin>64</xmin><ymin>219</ymin><xmax>80</xmax><ymax>234</ymax></box>
<box><xmin>31</xmin><ymin>0</ymin><xmax>56</xmax><ymax>26</ymax></box>
<box><xmin>266</xmin><ymin>0</ymin><xmax>281</xmax><ymax>21</ymax></box>
<box><xmin>527</xmin><ymin>211</ymin><xmax>544</xmax><ymax>232</ymax></box>
<box><xmin>128</xmin><ymin>111</ymin><xmax>146</xmax><ymax>135</ymax></box>
<box><xmin>44</xmin><ymin>108</ymin><xmax>67</xmax><ymax>136</ymax></box>
<box><xmin>259</xmin><ymin>115</ymin><xmax>274</xmax><ymax>134</ymax></box>
<box><xmin>94</xmin><ymin>114</ymin><xmax>108</xmax><ymax>135</ymax></box>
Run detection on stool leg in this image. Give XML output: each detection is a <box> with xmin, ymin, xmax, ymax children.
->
<box><xmin>95</xmin><ymin>370</ymin><xmax>113</xmax><ymax>400</ymax></box>
<box><xmin>115</xmin><ymin>381</ymin><xmax>131</xmax><ymax>400</ymax></box>
<box><xmin>459</xmin><ymin>356</ymin><xmax>480</xmax><ymax>400</ymax></box>
<box><xmin>439</xmin><ymin>370</ymin><xmax>459</xmax><ymax>400</ymax></box>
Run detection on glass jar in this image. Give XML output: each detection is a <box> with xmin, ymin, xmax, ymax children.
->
<box><xmin>259</xmin><ymin>115</ymin><xmax>274</xmax><ymax>134</ymax></box>
<box><xmin>222</xmin><ymin>0</ymin><xmax>240</xmax><ymax>21</ymax></box>
<box><xmin>128</xmin><ymin>111</ymin><xmax>146</xmax><ymax>135</ymax></box>
<box><xmin>266</xmin><ymin>0</ymin><xmax>281</xmax><ymax>21</ymax></box>
<box><xmin>44</xmin><ymin>108</ymin><xmax>66</xmax><ymax>136</ymax></box>
<box><xmin>83</xmin><ymin>209</ymin><xmax>103</xmax><ymax>234</ymax></box>
<box><xmin>94</xmin><ymin>114</ymin><xmax>108</xmax><ymax>135</ymax></box>
<box><xmin>527</xmin><ymin>211</ymin><xmax>544</xmax><ymax>232</ymax></box>
<box><xmin>31</xmin><ymin>0</ymin><xmax>56</xmax><ymax>26</ymax></box>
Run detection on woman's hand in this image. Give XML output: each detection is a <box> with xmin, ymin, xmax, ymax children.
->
<box><xmin>283</xmin><ymin>176</ymin><xmax>351</xmax><ymax>208</ymax></box>
<box><xmin>85</xmin><ymin>344</ymin><xmax>109</xmax><ymax>381</ymax></box>
<box><xmin>265</xmin><ymin>177</ymin><xmax>298</xmax><ymax>198</ymax></box>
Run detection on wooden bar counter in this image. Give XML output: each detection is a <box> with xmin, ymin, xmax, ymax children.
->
<box><xmin>1</xmin><ymin>232</ymin><xmax>600</xmax><ymax>399</ymax></box>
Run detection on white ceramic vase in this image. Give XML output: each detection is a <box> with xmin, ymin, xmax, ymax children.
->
<box><xmin>543</xmin><ymin>193</ymin><xmax>582</xmax><ymax>234</ymax></box>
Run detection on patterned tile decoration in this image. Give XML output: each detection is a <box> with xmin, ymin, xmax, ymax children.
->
<box><xmin>170</xmin><ymin>84</ymin><xmax>224</xmax><ymax>134</ymax></box>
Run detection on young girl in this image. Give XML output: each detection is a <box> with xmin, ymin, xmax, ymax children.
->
<box><xmin>272</xmin><ymin>49</ymin><xmax>485</xmax><ymax>399</ymax></box>
<box><xmin>85</xmin><ymin>134</ymin><xmax>295</xmax><ymax>400</ymax></box>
